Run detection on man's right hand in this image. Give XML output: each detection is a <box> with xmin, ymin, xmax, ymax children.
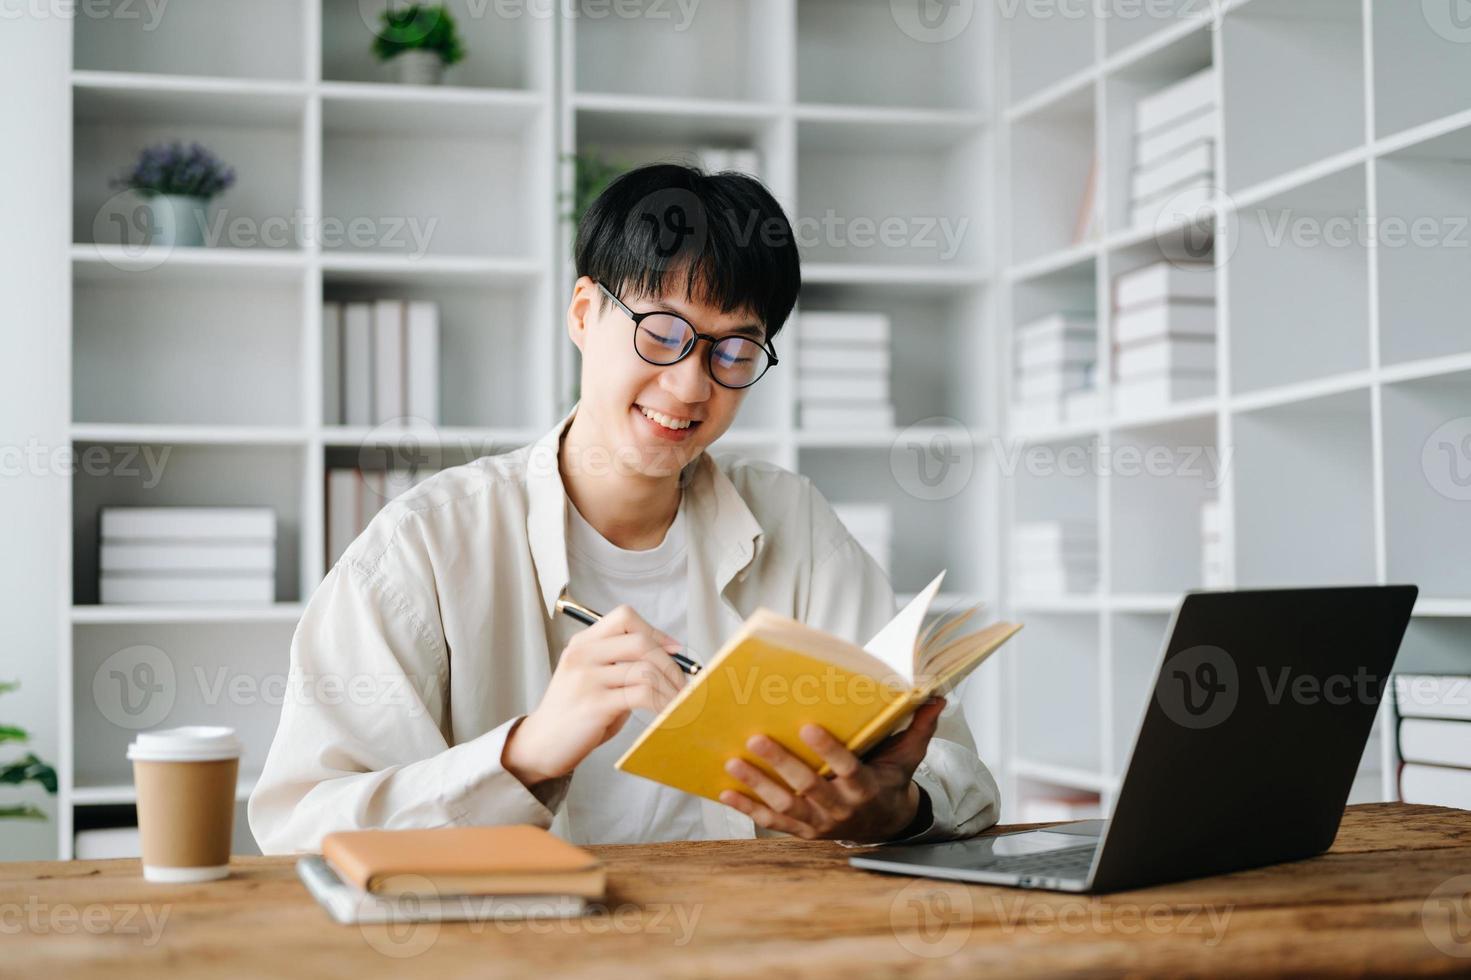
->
<box><xmin>501</xmin><ymin>604</ymin><xmax>687</xmax><ymax>788</ymax></box>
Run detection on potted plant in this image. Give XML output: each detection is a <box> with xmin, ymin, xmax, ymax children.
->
<box><xmin>373</xmin><ymin>4</ymin><xmax>466</xmax><ymax>86</ymax></box>
<box><xmin>111</xmin><ymin>141</ymin><xmax>236</xmax><ymax>249</ymax></box>
<box><xmin>1</xmin><ymin>681</ymin><xmax>57</xmax><ymax>822</ymax></box>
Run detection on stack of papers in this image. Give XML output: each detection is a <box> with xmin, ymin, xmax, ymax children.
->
<box><xmin>1011</xmin><ymin>314</ymin><xmax>1097</xmax><ymax>430</ymax></box>
<box><xmin>797</xmin><ymin>312</ymin><xmax>894</xmax><ymax>429</ymax></box>
<box><xmin>99</xmin><ymin>507</ymin><xmax>275</xmax><ymax>604</ymax></box>
<box><xmin>1112</xmin><ymin>261</ymin><xmax>1217</xmax><ymax>415</ymax></box>
<box><xmin>1130</xmin><ymin>67</ymin><xmax>1217</xmax><ymax>229</ymax></box>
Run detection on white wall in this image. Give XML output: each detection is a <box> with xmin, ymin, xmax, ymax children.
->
<box><xmin>0</xmin><ymin>13</ymin><xmax>70</xmax><ymax>860</ymax></box>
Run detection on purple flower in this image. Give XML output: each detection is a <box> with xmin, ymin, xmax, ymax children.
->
<box><xmin>111</xmin><ymin>141</ymin><xmax>237</xmax><ymax>200</ymax></box>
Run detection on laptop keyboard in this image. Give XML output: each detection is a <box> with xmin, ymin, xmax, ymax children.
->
<box><xmin>982</xmin><ymin>844</ymin><xmax>1098</xmax><ymax>880</ymax></box>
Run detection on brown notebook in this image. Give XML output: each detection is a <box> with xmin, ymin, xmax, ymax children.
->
<box><xmin>320</xmin><ymin>825</ymin><xmax>605</xmax><ymax>899</ymax></box>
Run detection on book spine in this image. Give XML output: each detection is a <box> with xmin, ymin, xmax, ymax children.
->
<box><xmin>100</xmin><ymin>542</ymin><xmax>275</xmax><ymax>572</ymax></box>
<box><xmin>406</xmin><ymin>300</ymin><xmax>440</xmax><ymax>425</ymax></box>
<box><xmin>100</xmin><ymin>507</ymin><xmax>276</xmax><ymax>540</ymax></box>
<box><xmin>99</xmin><ymin>574</ymin><xmax>275</xmax><ymax>605</ymax></box>
<box><xmin>343</xmin><ymin>303</ymin><xmax>374</xmax><ymax>426</ymax></box>
<box><xmin>1135</xmin><ymin>67</ymin><xmax>1216</xmax><ymax>135</ymax></box>
<box><xmin>373</xmin><ymin>299</ymin><xmax>406</xmax><ymax>425</ymax></box>
<box><xmin>322</xmin><ymin>301</ymin><xmax>343</xmax><ymax>427</ymax></box>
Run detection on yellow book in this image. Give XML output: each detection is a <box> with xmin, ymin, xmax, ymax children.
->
<box><xmin>615</xmin><ymin>571</ymin><xmax>1023</xmax><ymax>802</ymax></box>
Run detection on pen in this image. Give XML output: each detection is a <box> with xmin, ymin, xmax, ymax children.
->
<box><xmin>554</xmin><ymin>593</ymin><xmax>703</xmax><ymax>675</ymax></box>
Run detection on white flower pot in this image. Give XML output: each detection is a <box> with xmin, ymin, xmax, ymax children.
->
<box><xmin>394</xmin><ymin>49</ymin><xmax>445</xmax><ymax>86</ymax></box>
<box><xmin>145</xmin><ymin>194</ymin><xmax>209</xmax><ymax>248</ymax></box>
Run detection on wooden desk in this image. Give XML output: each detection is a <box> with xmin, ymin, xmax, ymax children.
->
<box><xmin>2</xmin><ymin>803</ymin><xmax>1469</xmax><ymax>978</ymax></box>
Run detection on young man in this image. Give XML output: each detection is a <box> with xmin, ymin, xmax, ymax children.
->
<box><xmin>249</xmin><ymin>164</ymin><xmax>1000</xmax><ymax>852</ymax></box>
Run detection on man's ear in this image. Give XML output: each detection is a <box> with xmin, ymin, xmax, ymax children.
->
<box><xmin>566</xmin><ymin>276</ymin><xmax>599</xmax><ymax>353</ymax></box>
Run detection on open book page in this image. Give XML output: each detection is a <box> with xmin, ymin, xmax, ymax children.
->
<box><xmin>860</xmin><ymin>570</ymin><xmax>948</xmax><ymax>684</ymax></box>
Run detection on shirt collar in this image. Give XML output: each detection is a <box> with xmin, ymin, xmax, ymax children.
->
<box><xmin>525</xmin><ymin>402</ymin><xmax>764</xmax><ymax>620</ymax></box>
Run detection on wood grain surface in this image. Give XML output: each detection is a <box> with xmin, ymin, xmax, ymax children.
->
<box><xmin>3</xmin><ymin>803</ymin><xmax>1470</xmax><ymax>978</ymax></box>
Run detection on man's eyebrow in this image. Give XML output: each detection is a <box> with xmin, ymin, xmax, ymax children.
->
<box><xmin>658</xmin><ymin>298</ymin><xmax>765</xmax><ymax>341</ymax></box>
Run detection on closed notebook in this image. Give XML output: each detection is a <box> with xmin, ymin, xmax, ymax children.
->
<box><xmin>616</xmin><ymin>571</ymin><xmax>1022</xmax><ymax>802</ymax></box>
<box><xmin>320</xmin><ymin>825</ymin><xmax>605</xmax><ymax>899</ymax></box>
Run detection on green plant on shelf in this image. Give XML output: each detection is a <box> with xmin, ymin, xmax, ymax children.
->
<box><xmin>372</xmin><ymin>4</ymin><xmax>467</xmax><ymax>66</ymax></box>
<box><xmin>562</xmin><ymin>150</ymin><xmax>629</xmax><ymax>231</ymax></box>
<box><xmin>0</xmin><ymin>681</ymin><xmax>57</xmax><ymax>822</ymax></box>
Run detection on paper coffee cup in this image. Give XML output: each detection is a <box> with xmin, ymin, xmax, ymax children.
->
<box><xmin>127</xmin><ymin>726</ymin><xmax>241</xmax><ymax>883</ymax></box>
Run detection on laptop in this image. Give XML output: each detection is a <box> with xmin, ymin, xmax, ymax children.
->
<box><xmin>850</xmin><ymin>585</ymin><xmax>1418</xmax><ymax>893</ymax></box>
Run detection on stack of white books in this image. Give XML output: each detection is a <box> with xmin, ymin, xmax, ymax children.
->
<box><xmin>694</xmin><ymin>146</ymin><xmax>761</xmax><ymax>177</ymax></box>
<box><xmin>1130</xmin><ymin>67</ymin><xmax>1217</xmax><ymax>229</ymax></box>
<box><xmin>1396</xmin><ymin>674</ymin><xmax>1471</xmax><ymax>809</ymax></box>
<box><xmin>1112</xmin><ymin>261</ymin><xmax>1216</xmax><ymax>416</ymax></box>
<box><xmin>99</xmin><ymin>507</ymin><xmax>275</xmax><ymax>604</ymax></box>
<box><xmin>832</xmin><ymin>503</ymin><xmax>893</xmax><ymax>577</ymax></box>
<box><xmin>797</xmin><ymin>312</ymin><xmax>893</xmax><ymax>429</ymax></box>
<box><xmin>325</xmin><ymin>467</ymin><xmax>440</xmax><ymax>567</ymax></box>
<box><xmin>74</xmin><ymin>827</ymin><xmax>142</xmax><ymax>860</ymax></box>
<box><xmin>1201</xmin><ymin>499</ymin><xmax>1226</xmax><ymax>587</ymax></box>
<box><xmin>1011</xmin><ymin>313</ymin><xmax>1097</xmax><ymax>431</ymax></box>
<box><xmin>1012</xmin><ymin>521</ymin><xmax>1098</xmax><ymax>596</ymax></box>
<box><xmin>324</xmin><ymin>300</ymin><xmax>440</xmax><ymax>427</ymax></box>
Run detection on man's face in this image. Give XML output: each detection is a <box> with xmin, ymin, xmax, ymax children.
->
<box><xmin>567</xmin><ymin>275</ymin><xmax>762</xmax><ymax>479</ymax></box>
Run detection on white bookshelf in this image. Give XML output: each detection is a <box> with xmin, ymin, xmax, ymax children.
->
<box><xmin>38</xmin><ymin>0</ymin><xmax>1471</xmax><ymax>857</ymax></box>
<box><xmin>558</xmin><ymin>0</ymin><xmax>1003</xmax><ymax>764</ymax></box>
<box><xmin>997</xmin><ymin>0</ymin><xmax>1471</xmax><ymax>819</ymax></box>
<box><xmin>57</xmin><ymin>0</ymin><xmax>558</xmax><ymax>858</ymax></box>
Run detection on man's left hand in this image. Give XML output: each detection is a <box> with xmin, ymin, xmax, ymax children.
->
<box><xmin>719</xmin><ymin>697</ymin><xmax>945</xmax><ymax>843</ymax></box>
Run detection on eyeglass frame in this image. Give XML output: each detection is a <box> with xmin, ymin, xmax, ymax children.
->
<box><xmin>596</xmin><ymin>281</ymin><xmax>779</xmax><ymax>390</ymax></box>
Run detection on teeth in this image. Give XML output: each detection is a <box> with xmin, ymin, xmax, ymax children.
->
<box><xmin>640</xmin><ymin>405</ymin><xmax>693</xmax><ymax>430</ymax></box>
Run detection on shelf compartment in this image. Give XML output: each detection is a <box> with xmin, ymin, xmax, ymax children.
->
<box><xmin>1009</xmin><ymin>83</ymin><xmax>1097</xmax><ymax>265</ymax></box>
<box><xmin>73</xmin><ymin>0</ymin><xmax>305</xmax><ymax>81</ymax></box>
<box><xmin>572</xmin><ymin>0</ymin><xmax>786</xmax><ymax>103</ymax></box>
<box><xmin>1232</xmin><ymin>388</ymin><xmax>1374</xmax><ymax>587</ymax></box>
<box><xmin>1101</xmin><ymin>26</ymin><xmax>1214</xmax><ymax>238</ymax></box>
<box><xmin>323</xmin><ymin>275</ymin><xmax>547</xmax><ymax>430</ymax></box>
<box><xmin>70</xmin><ymin>621</ymin><xmax>292</xmax><ymax>791</ymax></box>
<box><xmin>1006</xmin><ymin>3</ymin><xmax>1097</xmax><ymax>108</ymax></box>
<box><xmin>74</xmin><ymin>87</ymin><xmax>306</xmax><ymax>252</ymax></box>
<box><xmin>1372</xmin><ymin>0</ymin><xmax>1471</xmax><ymax>139</ymax></box>
<box><xmin>1382</xmin><ymin>369</ymin><xmax>1471</xmax><ymax>599</ymax></box>
<box><xmin>71</xmin><ymin>442</ymin><xmax>305</xmax><ymax>606</ymax></box>
<box><xmin>573</xmin><ymin>101</ymin><xmax>790</xmax><ymax>213</ymax></box>
<box><xmin>1220</xmin><ymin>0</ymin><xmax>1365</xmax><ymax>192</ymax></box>
<box><xmin>1107</xmin><ymin>415</ymin><xmax>1219</xmax><ymax>594</ymax></box>
<box><xmin>797</xmin><ymin>0</ymin><xmax>986</xmax><ymax>111</ymax></box>
<box><xmin>1014</xmin><ymin>613</ymin><xmax>1103</xmax><ymax>775</ymax></box>
<box><xmin>322</xmin><ymin>0</ymin><xmax>552</xmax><ymax>92</ymax></box>
<box><xmin>795</xmin><ymin>118</ymin><xmax>987</xmax><ymax>269</ymax></box>
<box><xmin>72</xmin><ymin>261</ymin><xmax>305</xmax><ymax>428</ymax></box>
<box><xmin>1226</xmin><ymin>165</ymin><xmax>1369</xmax><ymax>394</ymax></box>
<box><xmin>1375</xmin><ymin>124</ymin><xmax>1471</xmax><ymax>366</ymax></box>
<box><xmin>1109</xmin><ymin>611</ymin><xmax>1171</xmax><ymax>779</ymax></box>
<box><xmin>1010</xmin><ymin>433</ymin><xmax>1101</xmax><ymax>539</ymax></box>
<box><xmin>321</xmin><ymin>95</ymin><xmax>546</xmax><ymax>259</ymax></box>
<box><xmin>796</xmin><ymin>446</ymin><xmax>990</xmax><ymax>600</ymax></box>
<box><xmin>1103</xmin><ymin>0</ymin><xmax>1213</xmax><ymax>59</ymax></box>
<box><xmin>796</xmin><ymin>283</ymin><xmax>990</xmax><ymax>432</ymax></box>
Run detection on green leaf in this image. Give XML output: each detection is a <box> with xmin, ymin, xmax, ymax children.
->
<box><xmin>0</xmin><ymin>805</ymin><xmax>47</xmax><ymax>821</ymax></box>
<box><xmin>0</xmin><ymin>725</ymin><xmax>29</xmax><ymax>744</ymax></box>
<box><xmin>0</xmin><ymin>680</ymin><xmax>18</xmax><ymax>696</ymax></box>
<box><xmin>0</xmin><ymin>754</ymin><xmax>58</xmax><ymax>795</ymax></box>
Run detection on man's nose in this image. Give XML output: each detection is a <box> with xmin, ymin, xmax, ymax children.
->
<box><xmin>662</xmin><ymin>344</ymin><xmax>713</xmax><ymax>402</ymax></box>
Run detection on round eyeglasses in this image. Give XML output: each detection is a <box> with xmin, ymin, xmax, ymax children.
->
<box><xmin>597</xmin><ymin>282</ymin><xmax>778</xmax><ymax>390</ymax></box>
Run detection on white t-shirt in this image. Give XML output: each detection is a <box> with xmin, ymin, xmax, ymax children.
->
<box><xmin>555</xmin><ymin>493</ymin><xmax>752</xmax><ymax>844</ymax></box>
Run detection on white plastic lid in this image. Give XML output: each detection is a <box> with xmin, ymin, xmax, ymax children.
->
<box><xmin>127</xmin><ymin>726</ymin><xmax>241</xmax><ymax>763</ymax></box>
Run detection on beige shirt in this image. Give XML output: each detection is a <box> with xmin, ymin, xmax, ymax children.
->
<box><xmin>248</xmin><ymin>405</ymin><xmax>1001</xmax><ymax>854</ymax></box>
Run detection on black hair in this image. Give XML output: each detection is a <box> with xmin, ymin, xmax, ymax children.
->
<box><xmin>574</xmin><ymin>163</ymin><xmax>801</xmax><ymax>345</ymax></box>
